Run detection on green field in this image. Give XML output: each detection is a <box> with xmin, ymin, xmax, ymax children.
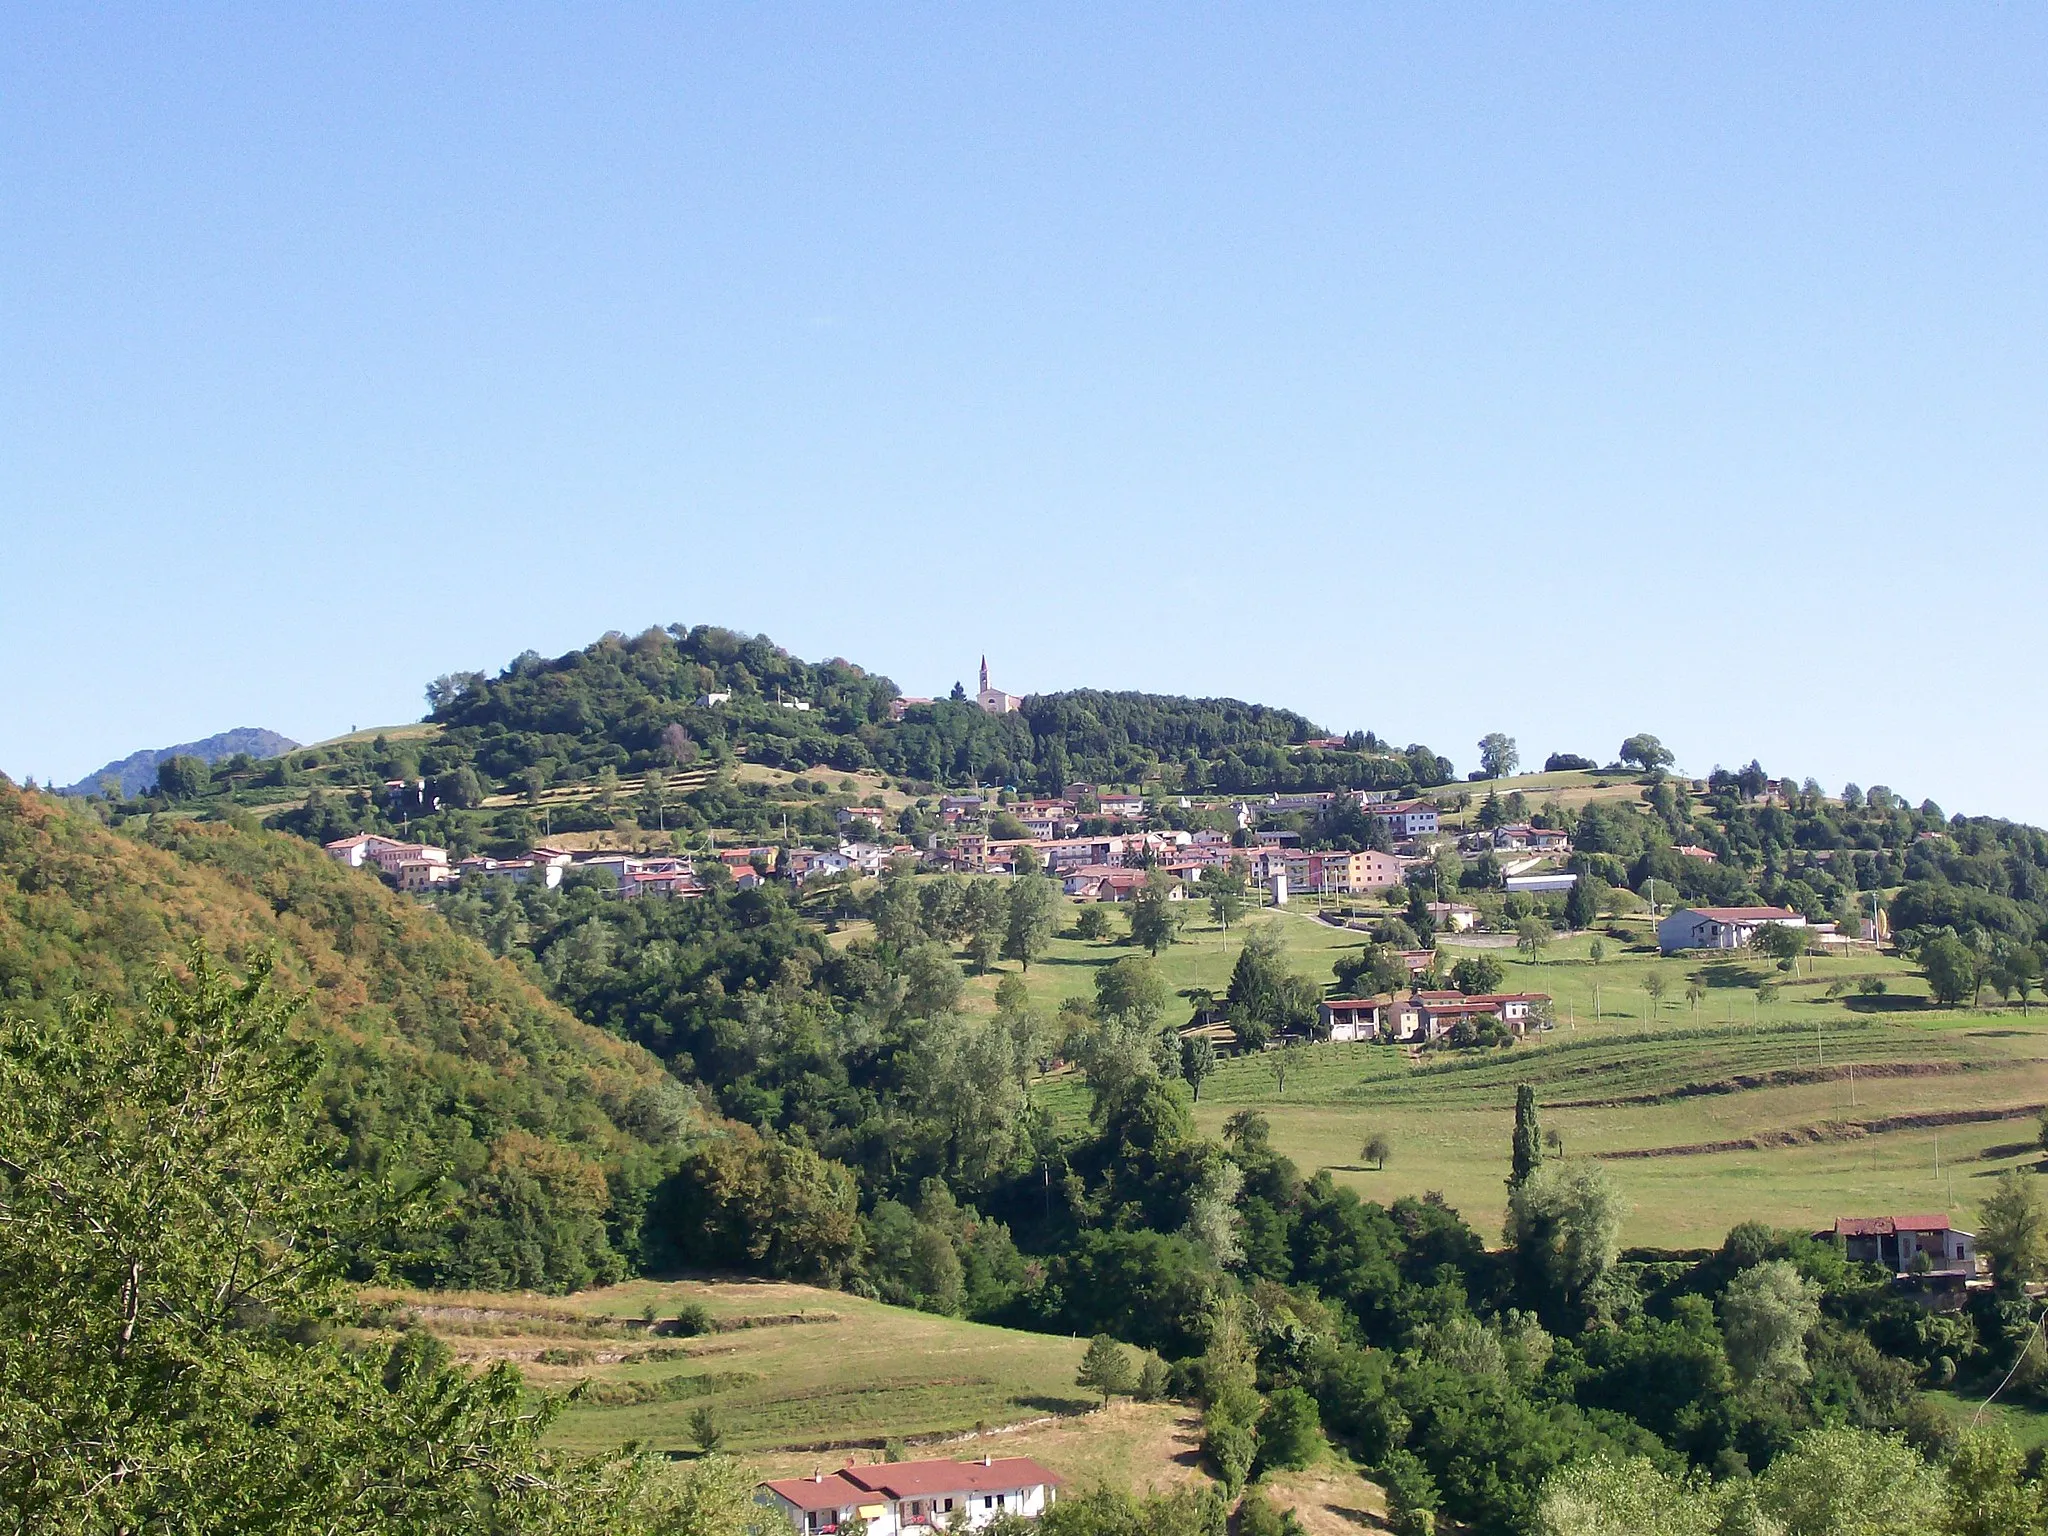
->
<box><xmin>361</xmin><ymin>1279</ymin><xmax>1092</xmax><ymax>1459</ymax></box>
<box><xmin>1007</xmin><ymin>909</ymin><xmax>2048</xmax><ymax>1248</ymax></box>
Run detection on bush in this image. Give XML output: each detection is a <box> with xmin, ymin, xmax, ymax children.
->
<box><xmin>1254</xmin><ymin>1386</ymin><xmax>1322</xmax><ymax>1473</ymax></box>
<box><xmin>668</xmin><ymin>1301</ymin><xmax>714</xmax><ymax>1337</ymax></box>
<box><xmin>1203</xmin><ymin>1413</ymin><xmax>1256</xmax><ymax>1491</ymax></box>
<box><xmin>1235</xmin><ymin>1491</ymin><xmax>1306</xmax><ymax>1536</ymax></box>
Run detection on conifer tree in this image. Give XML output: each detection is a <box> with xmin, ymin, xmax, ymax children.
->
<box><xmin>1510</xmin><ymin>1083</ymin><xmax>1544</xmax><ymax>1189</ymax></box>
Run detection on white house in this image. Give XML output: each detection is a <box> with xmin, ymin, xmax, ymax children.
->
<box><xmin>1657</xmin><ymin>906</ymin><xmax>1806</xmax><ymax>954</ymax></box>
<box><xmin>323</xmin><ymin>833</ymin><xmax>408</xmax><ymax>868</ymax></box>
<box><xmin>759</xmin><ymin>1456</ymin><xmax>1060</xmax><ymax>1535</ymax></box>
<box><xmin>1370</xmin><ymin>800</ymin><xmax>1440</xmax><ymax>839</ymax></box>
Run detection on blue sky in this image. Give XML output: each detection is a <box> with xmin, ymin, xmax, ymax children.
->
<box><xmin>4</xmin><ymin>7</ymin><xmax>2045</xmax><ymax>815</ymax></box>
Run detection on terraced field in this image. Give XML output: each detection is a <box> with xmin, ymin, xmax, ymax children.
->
<box><xmin>359</xmin><ymin>1279</ymin><xmax>1092</xmax><ymax>1459</ymax></box>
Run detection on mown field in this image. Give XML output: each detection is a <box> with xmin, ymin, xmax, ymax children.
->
<box><xmin>369</xmin><ymin>1279</ymin><xmax>1387</xmax><ymax>1531</ymax></box>
<box><xmin>359</xmin><ymin>1279</ymin><xmax>1093</xmax><ymax>1460</ymax></box>
<box><xmin>1011</xmin><ymin>910</ymin><xmax>2048</xmax><ymax>1249</ymax></box>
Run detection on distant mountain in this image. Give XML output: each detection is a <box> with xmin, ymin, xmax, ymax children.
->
<box><xmin>57</xmin><ymin>727</ymin><xmax>300</xmax><ymax>797</ymax></box>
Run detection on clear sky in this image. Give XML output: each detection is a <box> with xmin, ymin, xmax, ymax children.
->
<box><xmin>4</xmin><ymin>7</ymin><xmax>2045</xmax><ymax>815</ymax></box>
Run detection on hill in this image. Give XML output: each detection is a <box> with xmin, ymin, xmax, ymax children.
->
<box><xmin>57</xmin><ymin>725</ymin><xmax>300</xmax><ymax>797</ymax></box>
<box><xmin>0</xmin><ymin>779</ymin><xmax>692</xmax><ymax>1291</ymax></box>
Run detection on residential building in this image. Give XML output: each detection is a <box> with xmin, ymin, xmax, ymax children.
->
<box><xmin>1492</xmin><ymin>824</ymin><xmax>1570</xmax><ymax>853</ymax></box>
<box><xmin>1369</xmin><ymin>800</ymin><xmax>1439</xmax><ymax>839</ymax></box>
<box><xmin>1424</xmin><ymin>901</ymin><xmax>1479</xmax><ymax>932</ymax></box>
<box><xmin>323</xmin><ymin>833</ymin><xmax>409</xmax><ymax>868</ymax></box>
<box><xmin>1096</xmin><ymin>793</ymin><xmax>1146</xmax><ymax>819</ymax></box>
<box><xmin>396</xmin><ymin>858</ymin><xmax>453</xmax><ymax>892</ymax></box>
<box><xmin>1657</xmin><ymin>906</ymin><xmax>1806</xmax><ymax>954</ymax></box>
<box><xmin>456</xmin><ymin>856</ymin><xmax>563</xmax><ymax>890</ymax></box>
<box><xmin>697</xmin><ymin>692</ymin><xmax>731</xmax><ymax>707</ymax></box>
<box><xmin>1316</xmin><ymin>850</ymin><xmax>1405</xmax><ymax>892</ymax></box>
<box><xmin>888</xmin><ymin>696</ymin><xmax>934</xmax><ymax>722</ymax></box>
<box><xmin>838</xmin><ymin>806</ymin><xmax>892</xmax><ymax>831</ymax></box>
<box><xmin>1319</xmin><ymin>997</ymin><xmax>1390</xmax><ymax>1041</ymax></box>
<box><xmin>1675</xmin><ymin>844</ymin><xmax>1719</xmax><ymax>862</ymax></box>
<box><xmin>1832</xmin><ymin>1215</ymin><xmax>1977</xmax><ymax>1274</ymax></box>
<box><xmin>759</xmin><ymin>1456</ymin><xmax>1061</xmax><ymax>1535</ymax></box>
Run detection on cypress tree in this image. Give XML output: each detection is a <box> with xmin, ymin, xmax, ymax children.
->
<box><xmin>1510</xmin><ymin>1083</ymin><xmax>1543</xmax><ymax>1188</ymax></box>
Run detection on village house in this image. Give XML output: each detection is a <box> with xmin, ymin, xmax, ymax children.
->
<box><xmin>1657</xmin><ymin>906</ymin><xmax>1806</xmax><ymax>954</ymax></box>
<box><xmin>1424</xmin><ymin>901</ymin><xmax>1480</xmax><ymax>932</ymax></box>
<box><xmin>1675</xmin><ymin>844</ymin><xmax>1719</xmax><ymax>863</ymax></box>
<box><xmin>758</xmin><ymin>1456</ymin><xmax>1061</xmax><ymax>1535</ymax></box>
<box><xmin>1095</xmin><ymin>793</ymin><xmax>1146</xmax><ymax>820</ymax></box>
<box><xmin>887</xmin><ymin>695</ymin><xmax>933</xmax><ymax>722</ymax></box>
<box><xmin>1314</xmin><ymin>849</ymin><xmax>1405</xmax><ymax>892</ymax></box>
<box><xmin>456</xmin><ymin>855</ymin><xmax>563</xmax><ymax>890</ymax></box>
<box><xmin>1369</xmin><ymin>800</ymin><xmax>1440</xmax><ymax>839</ymax></box>
<box><xmin>838</xmin><ymin>805</ymin><xmax>893</xmax><ymax>831</ymax></box>
<box><xmin>323</xmin><ymin>833</ymin><xmax>407</xmax><ymax>868</ymax></box>
<box><xmin>1831</xmin><ymin>1215</ymin><xmax>1978</xmax><ymax>1275</ymax></box>
<box><xmin>1317</xmin><ymin>989</ymin><xmax>1550</xmax><ymax>1043</ymax></box>
<box><xmin>1491</xmin><ymin>824</ymin><xmax>1570</xmax><ymax>853</ymax></box>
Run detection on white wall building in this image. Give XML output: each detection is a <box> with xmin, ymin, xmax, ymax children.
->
<box><xmin>1657</xmin><ymin>906</ymin><xmax>1806</xmax><ymax>954</ymax></box>
<box><xmin>759</xmin><ymin>1456</ymin><xmax>1060</xmax><ymax>1535</ymax></box>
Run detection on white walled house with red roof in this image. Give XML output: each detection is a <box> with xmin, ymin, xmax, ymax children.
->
<box><xmin>1832</xmin><ymin>1215</ymin><xmax>1977</xmax><ymax>1275</ymax></box>
<box><xmin>1657</xmin><ymin>906</ymin><xmax>1806</xmax><ymax>954</ymax></box>
<box><xmin>759</xmin><ymin>1455</ymin><xmax>1060</xmax><ymax>1534</ymax></box>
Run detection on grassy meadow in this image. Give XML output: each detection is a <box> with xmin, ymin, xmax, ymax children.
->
<box><xmin>361</xmin><ymin>1279</ymin><xmax>1093</xmax><ymax>1460</ymax></box>
<box><xmin>996</xmin><ymin>904</ymin><xmax>2048</xmax><ymax>1250</ymax></box>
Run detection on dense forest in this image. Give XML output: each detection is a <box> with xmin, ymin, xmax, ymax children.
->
<box><xmin>0</xmin><ymin>781</ymin><xmax>699</xmax><ymax>1291</ymax></box>
<box><xmin>412</xmin><ymin>624</ymin><xmax>1451</xmax><ymax>796</ymax></box>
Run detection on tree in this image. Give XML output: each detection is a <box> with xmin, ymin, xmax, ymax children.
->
<box><xmin>1362</xmin><ymin>1130</ymin><xmax>1392</xmax><ymax>1170</ymax></box>
<box><xmin>1684</xmin><ymin>979</ymin><xmax>1707</xmax><ymax>1021</ymax></box>
<box><xmin>1979</xmin><ymin>1170</ymin><xmax>2048</xmax><ymax>1289</ymax></box>
<box><xmin>1922</xmin><ymin>931</ymin><xmax>1981</xmax><ymax>1007</ymax></box>
<box><xmin>152</xmin><ymin>754</ymin><xmax>210</xmax><ymax>801</ymax></box>
<box><xmin>1180</xmin><ymin>1035</ymin><xmax>1217</xmax><ymax>1102</ymax></box>
<box><xmin>687</xmin><ymin>1404</ymin><xmax>724</xmax><ymax>1452</ymax></box>
<box><xmin>1564</xmin><ymin>876</ymin><xmax>1600</xmax><ymax>931</ymax></box>
<box><xmin>1201</xmin><ymin>866</ymin><xmax>1247</xmax><ymax>932</ymax></box>
<box><xmin>1617</xmin><ymin>734</ymin><xmax>1674</xmax><ymax>773</ymax></box>
<box><xmin>1096</xmin><ymin>955</ymin><xmax>1170</xmax><ymax>1028</ymax></box>
<box><xmin>1478</xmin><ymin>733</ymin><xmax>1520</xmax><ymax>779</ymax></box>
<box><xmin>1750</xmin><ymin>922</ymin><xmax>1809</xmax><ymax>972</ymax></box>
<box><xmin>1721</xmin><ymin>1260</ymin><xmax>1822</xmax><ymax>1385</ymax></box>
<box><xmin>0</xmin><ymin>949</ymin><xmax>650</xmax><ymax>1534</ymax></box>
<box><xmin>1076</xmin><ymin>1334</ymin><xmax>1136</xmax><ymax>1406</ymax></box>
<box><xmin>1450</xmin><ymin>955</ymin><xmax>1503</xmax><ymax>995</ymax></box>
<box><xmin>1074</xmin><ymin>905</ymin><xmax>1112</xmax><ymax>941</ymax></box>
<box><xmin>1642</xmin><ymin>971</ymin><xmax>1668</xmax><ymax>1016</ymax></box>
<box><xmin>1128</xmin><ymin>867</ymin><xmax>1185</xmax><ymax>955</ymax></box>
<box><xmin>1506</xmin><ymin>1160</ymin><xmax>1629</xmax><ymax>1309</ymax></box>
<box><xmin>1516</xmin><ymin>916</ymin><xmax>1551</xmax><ymax>960</ymax></box>
<box><xmin>1004</xmin><ymin>875</ymin><xmax>1060</xmax><ymax>971</ymax></box>
<box><xmin>1511</xmin><ymin>1084</ymin><xmax>1543</xmax><ymax>1189</ymax></box>
<box><xmin>1254</xmin><ymin>1386</ymin><xmax>1322</xmax><ymax>1473</ymax></box>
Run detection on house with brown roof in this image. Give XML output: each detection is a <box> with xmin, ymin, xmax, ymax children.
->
<box><xmin>1832</xmin><ymin>1215</ymin><xmax>1977</xmax><ymax>1275</ymax></box>
<box><xmin>759</xmin><ymin>1455</ymin><xmax>1061</xmax><ymax>1534</ymax></box>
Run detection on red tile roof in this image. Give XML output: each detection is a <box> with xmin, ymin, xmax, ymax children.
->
<box><xmin>849</xmin><ymin>1457</ymin><xmax>1062</xmax><ymax>1499</ymax></box>
<box><xmin>1834</xmin><ymin>1214</ymin><xmax>1953</xmax><ymax>1237</ymax></box>
<box><xmin>762</xmin><ymin>1458</ymin><xmax>1060</xmax><ymax>1510</ymax></box>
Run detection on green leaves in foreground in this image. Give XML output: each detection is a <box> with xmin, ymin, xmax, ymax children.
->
<box><xmin>0</xmin><ymin>946</ymin><xmax>754</xmax><ymax>1535</ymax></box>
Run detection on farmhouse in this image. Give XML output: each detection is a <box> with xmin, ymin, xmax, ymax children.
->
<box><xmin>1492</xmin><ymin>824</ymin><xmax>1570</xmax><ymax>853</ymax></box>
<box><xmin>1657</xmin><ymin>906</ymin><xmax>1806</xmax><ymax>954</ymax></box>
<box><xmin>759</xmin><ymin>1456</ymin><xmax>1060</xmax><ymax>1535</ymax></box>
<box><xmin>1832</xmin><ymin>1215</ymin><xmax>1977</xmax><ymax>1275</ymax></box>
